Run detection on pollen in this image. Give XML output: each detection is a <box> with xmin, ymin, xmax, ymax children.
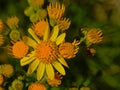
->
<box><xmin>12</xmin><ymin>41</ymin><xmax>29</xmax><ymax>58</ymax></box>
<box><xmin>33</xmin><ymin>19</ymin><xmax>49</xmax><ymax>37</ymax></box>
<box><xmin>57</xmin><ymin>18</ymin><xmax>71</xmax><ymax>31</ymax></box>
<box><xmin>0</xmin><ymin>19</ymin><xmax>4</xmax><ymax>33</ymax></box>
<box><xmin>59</xmin><ymin>40</ymin><xmax>79</xmax><ymax>59</ymax></box>
<box><xmin>47</xmin><ymin>72</ymin><xmax>62</xmax><ymax>87</ymax></box>
<box><xmin>0</xmin><ymin>34</ymin><xmax>4</xmax><ymax>46</ymax></box>
<box><xmin>28</xmin><ymin>83</ymin><xmax>46</xmax><ymax>90</ymax></box>
<box><xmin>35</xmin><ymin>40</ymin><xmax>58</xmax><ymax>64</ymax></box>
<box><xmin>47</xmin><ymin>2</ymin><xmax>65</xmax><ymax>20</ymax></box>
<box><xmin>87</xmin><ymin>28</ymin><xmax>103</xmax><ymax>44</ymax></box>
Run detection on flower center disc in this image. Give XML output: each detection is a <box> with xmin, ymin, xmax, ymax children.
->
<box><xmin>35</xmin><ymin>40</ymin><xmax>58</xmax><ymax>64</ymax></box>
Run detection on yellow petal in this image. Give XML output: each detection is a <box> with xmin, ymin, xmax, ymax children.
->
<box><xmin>37</xmin><ymin>62</ymin><xmax>45</xmax><ymax>81</ymax></box>
<box><xmin>46</xmin><ymin>64</ymin><xmax>54</xmax><ymax>80</ymax></box>
<box><xmin>43</xmin><ymin>26</ymin><xmax>50</xmax><ymax>41</ymax></box>
<box><xmin>50</xmin><ymin>25</ymin><xmax>59</xmax><ymax>41</ymax></box>
<box><xmin>52</xmin><ymin>61</ymin><xmax>65</xmax><ymax>75</ymax></box>
<box><xmin>56</xmin><ymin>33</ymin><xmax>66</xmax><ymax>45</ymax></box>
<box><xmin>20</xmin><ymin>51</ymin><xmax>35</xmax><ymax>66</ymax></box>
<box><xmin>23</xmin><ymin>36</ymin><xmax>37</xmax><ymax>48</ymax></box>
<box><xmin>28</xmin><ymin>28</ymin><xmax>40</xmax><ymax>43</ymax></box>
<box><xmin>27</xmin><ymin>59</ymin><xmax>39</xmax><ymax>74</ymax></box>
<box><xmin>58</xmin><ymin>55</ymin><xmax>69</xmax><ymax>68</ymax></box>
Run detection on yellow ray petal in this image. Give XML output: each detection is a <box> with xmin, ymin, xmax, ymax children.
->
<box><xmin>46</xmin><ymin>63</ymin><xmax>54</xmax><ymax>80</ymax></box>
<box><xmin>56</xmin><ymin>33</ymin><xmax>66</xmax><ymax>45</ymax></box>
<box><xmin>20</xmin><ymin>51</ymin><xmax>35</xmax><ymax>66</ymax></box>
<box><xmin>37</xmin><ymin>62</ymin><xmax>45</xmax><ymax>81</ymax></box>
<box><xmin>23</xmin><ymin>36</ymin><xmax>37</xmax><ymax>48</ymax></box>
<box><xmin>52</xmin><ymin>61</ymin><xmax>65</xmax><ymax>75</ymax></box>
<box><xmin>27</xmin><ymin>59</ymin><xmax>40</xmax><ymax>74</ymax></box>
<box><xmin>58</xmin><ymin>55</ymin><xmax>69</xmax><ymax>68</ymax></box>
<box><xmin>43</xmin><ymin>26</ymin><xmax>50</xmax><ymax>41</ymax></box>
<box><xmin>50</xmin><ymin>25</ymin><xmax>59</xmax><ymax>41</ymax></box>
<box><xmin>28</xmin><ymin>28</ymin><xmax>40</xmax><ymax>43</ymax></box>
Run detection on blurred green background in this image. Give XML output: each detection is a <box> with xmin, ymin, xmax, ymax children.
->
<box><xmin>0</xmin><ymin>0</ymin><xmax>120</xmax><ymax>90</ymax></box>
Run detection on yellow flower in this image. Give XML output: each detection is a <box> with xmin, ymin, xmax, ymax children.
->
<box><xmin>9</xmin><ymin>41</ymin><xmax>29</xmax><ymax>59</ymax></box>
<box><xmin>0</xmin><ymin>34</ymin><xmax>4</xmax><ymax>46</ymax></box>
<box><xmin>57</xmin><ymin>18</ymin><xmax>71</xmax><ymax>31</ymax></box>
<box><xmin>28</xmin><ymin>0</ymin><xmax>44</xmax><ymax>7</ymax></box>
<box><xmin>11</xmin><ymin>79</ymin><xmax>24</xmax><ymax>90</ymax></box>
<box><xmin>47</xmin><ymin>72</ymin><xmax>62</xmax><ymax>87</ymax></box>
<box><xmin>1</xmin><ymin>64</ymin><xmax>14</xmax><ymax>78</ymax></box>
<box><xmin>86</xmin><ymin>47</ymin><xmax>96</xmax><ymax>56</ymax></box>
<box><xmin>6</xmin><ymin>16</ymin><xmax>19</xmax><ymax>29</ymax></box>
<box><xmin>47</xmin><ymin>2</ymin><xmax>65</xmax><ymax>20</ymax></box>
<box><xmin>0</xmin><ymin>74</ymin><xmax>4</xmax><ymax>85</ymax></box>
<box><xmin>20</xmin><ymin>25</ymin><xmax>69</xmax><ymax>81</ymax></box>
<box><xmin>59</xmin><ymin>39</ymin><xmax>80</xmax><ymax>59</ymax></box>
<box><xmin>28</xmin><ymin>83</ymin><xmax>46</xmax><ymax>90</ymax></box>
<box><xmin>87</xmin><ymin>28</ymin><xmax>103</xmax><ymax>44</ymax></box>
<box><xmin>80</xmin><ymin>86</ymin><xmax>91</xmax><ymax>90</ymax></box>
<box><xmin>0</xmin><ymin>19</ymin><xmax>4</xmax><ymax>33</ymax></box>
<box><xmin>33</xmin><ymin>19</ymin><xmax>49</xmax><ymax>37</ymax></box>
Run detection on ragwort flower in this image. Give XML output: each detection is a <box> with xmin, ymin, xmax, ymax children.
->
<box><xmin>33</xmin><ymin>19</ymin><xmax>49</xmax><ymax>37</ymax></box>
<box><xmin>20</xmin><ymin>25</ymin><xmax>69</xmax><ymax>81</ymax></box>
<box><xmin>9</xmin><ymin>41</ymin><xmax>29</xmax><ymax>59</ymax></box>
<box><xmin>1</xmin><ymin>64</ymin><xmax>14</xmax><ymax>78</ymax></box>
<box><xmin>87</xmin><ymin>28</ymin><xmax>103</xmax><ymax>44</ymax></box>
<box><xmin>47</xmin><ymin>2</ymin><xmax>65</xmax><ymax>20</ymax></box>
<box><xmin>0</xmin><ymin>34</ymin><xmax>4</xmax><ymax>46</ymax></box>
<box><xmin>0</xmin><ymin>74</ymin><xmax>4</xmax><ymax>85</ymax></box>
<box><xmin>28</xmin><ymin>83</ymin><xmax>46</xmax><ymax>90</ymax></box>
<box><xmin>47</xmin><ymin>72</ymin><xmax>62</xmax><ymax>87</ymax></box>
<box><xmin>6</xmin><ymin>16</ymin><xmax>19</xmax><ymax>29</ymax></box>
<box><xmin>59</xmin><ymin>39</ymin><xmax>80</xmax><ymax>59</ymax></box>
<box><xmin>0</xmin><ymin>19</ymin><xmax>4</xmax><ymax>33</ymax></box>
<box><xmin>57</xmin><ymin>18</ymin><xmax>71</xmax><ymax>31</ymax></box>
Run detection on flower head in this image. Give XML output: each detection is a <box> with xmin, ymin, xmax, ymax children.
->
<box><xmin>47</xmin><ymin>2</ymin><xmax>65</xmax><ymax>20</ymax></box>
<box><xmin>0</xmin><ymin>34</ymin><xmax>4</xmax><ymax>46</ymax></box>
<box><xmin>10</xmin><ymin>41</ymin><xmax>29</xmax><ymax>58</ymax></box>
<box><xmin>0</xmin><ymin>74</ymin><xmax>4</xmax><ymax>85</ymax></box>
<box><xmin>87</xmin><ymin>28</ymin><xmax>103</xmax><ymax>44</ymax></box>
<box><xmin>28</xmin><ymin>83</ymin><xmax>46</xmax><ymax>90</ymax></box>
<box><xmin>6</xmin><ymin>16</ymin><xmax>19</xmax><ymax>29</ymax></box>
<box><xmin>9</xmin><ymin>30</ymin><xmax>21</xmax><ymax>41</ymax></box>
<box><xmin>57</xmin><ymin>18</ymin><xmax>71</xmax><ymax>31</ymax></box>
<box><xmin>80</xmin><ymin>86</ymin><xmax>91</xmax><ymax>90</ymax></box>
<box><xmin>33</xmin><ymin>19</ymin><xmax>49</xmax><ymax>37</ymax></box>
<box><xmin>47</xmin><ymin>72</ymin><xmax>62</xmax><ymax>87</ymax></box>
<box><xmin>59</xmin><ymin>39</ymin><xmax>80</xmax><ymax>59</ymax></box>
<box><xmin>28</xmin><ymin>0</ymin><xmax>44</xmax><ymax>7</ymax></box>
<box><xmin>0</xmin><ymin>19</ymin><xmax>4</xmax><ymax>33</ymax></box>
<box><xmin>1</xmin><ymin>64</ymin><xmax>14</xmax><ymax>78</ymax></box>
<box><xmin>11</xmin><ymin>79</ymin><xmax>24</xmax><ymax>90</ymax></box>
<box><xmin>20</xmin><ymin>25</ymin><xmax>69</xmax><ymax>81</ymax></box>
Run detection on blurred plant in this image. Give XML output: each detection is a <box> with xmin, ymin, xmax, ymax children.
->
<box><xmin>0</xmin><ymin>0</ymin><xmax>119</xmax><ymax>90</ymax></box>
